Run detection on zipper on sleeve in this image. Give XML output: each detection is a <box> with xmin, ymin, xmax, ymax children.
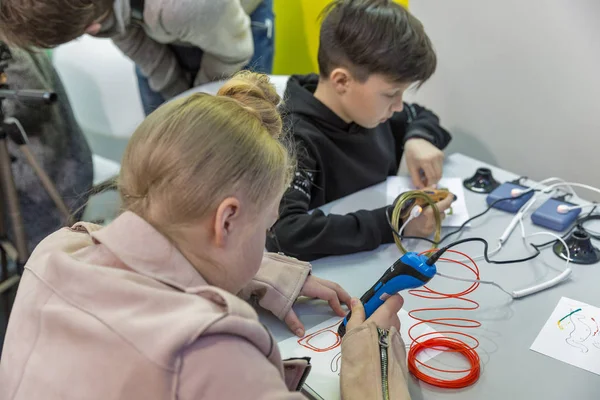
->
<box><xmin>378</xmin><ymin>327</ymin><xmax>390</xmax><ymax>400</ymax></box>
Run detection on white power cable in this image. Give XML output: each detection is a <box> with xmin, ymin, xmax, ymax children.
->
<box><xmin>436</xmin><ymin>271</ymin><xmax>514</xmax><ymax>297</ymax></box>
<box><xmin>442</xmin><ymin>178</ymin><xmax>576</xmax><ymax>263</ymax></box>
<box><xmin>397</xmin><ymin>205</ymin><xmax>423</xmax><ymax>237</ymax></box>
<box><xmin>512</xmin><ymin>231</ymin><xmax>571</xmax><ymax>298</ymax></box>
<box><xmin>434</xmin><ymin>177</ymin><xmax>587</xmax><ymax>299</ymax></box>
<box><xmin>540</xmin><ymin>181</ymin><xmax>600</xmax><ymax>197</ymax></box>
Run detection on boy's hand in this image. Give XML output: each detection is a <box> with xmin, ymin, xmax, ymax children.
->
<box><xmin>285</xmin><ymin>276</ymin><xmax>352</xmax><ymax>337</ymax></box>
<box><xmin>404</xmin><ymin>138</ymin><xmax>445</xmax><ymax>188</ymax></box>
<box><xmin>404</xmin><ymin>194</ymin><xmax>453</xmax><ymax>237</ymax></box>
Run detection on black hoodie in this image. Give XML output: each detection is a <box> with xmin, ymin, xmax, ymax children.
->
<box><xmin>267</xmin><ymin>74</ymin><xmax>451</xmax><ymax>261</ymax></box>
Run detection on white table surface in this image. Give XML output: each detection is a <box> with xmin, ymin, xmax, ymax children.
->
<box><xmin>260</xmin><ymin>152</ymin><xmax>600</xmax><ymax>400</ymax></box>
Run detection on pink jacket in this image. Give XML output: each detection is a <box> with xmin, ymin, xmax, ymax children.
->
<box><xmin>0</xmin><ymin>212</ymin><xmax>312</xmax><ymax>399</ymax></box>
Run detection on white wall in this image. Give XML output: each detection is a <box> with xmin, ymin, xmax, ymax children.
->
<box><xmin>406</xmin><ymin>0</ymin><xmax>600</xmax><ymax>200</ymax></box>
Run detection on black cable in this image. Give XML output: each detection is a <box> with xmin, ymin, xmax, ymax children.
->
<box><xmin>425</xmin><ymin>207</ymin><xmax>600</xmax><ymax>266</ymax></box>
<box><xmin>424</xmin><ymin>237</ymin><xmax>540</xmax><ymax>266</ymax></box>
<box><xmin>387</xmin><ymin>211</ymin><xmax>542</xmax><ymax>266</ymax></box>
<box><xmin>384</xmin><ymin>184</ymin><xmax>547</xmax><ymax>266</ymax></box>
<box><xmin>438</xmin><ymin>188</ymin><xmax>537</xmax><ymax>243</ymax></box>
<box><xmin>386</xmin><ymin>182</ymin><xmax>595</xmax><ymax>266</ymax></box>
<box><xmin>385</xmin><ymin>187</ymin><xmax>540</xmax><ymax>246</ymax></box>
<box><xmin>577</xmin><ymin>209</ymin><xmax>600</xmax><ymax>240</ymax></box>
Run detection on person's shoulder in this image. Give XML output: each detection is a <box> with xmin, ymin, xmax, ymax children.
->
<box><xmin>281</xmin><ymin>74</ymin><xmax>324</xmax><ymax>137</ymax></box>
<box><xmin>27</xmin><ymin>224</ymin><xmax>99</xmax><ymax>263</ymax></box>
<box><xmin>286</xmin><ymin>113</ymin><xmax>325</xmax><ymax>140</ymax></box>
<box><xmin>284</xmin><ymin>116</ymin><xmax>328</xmax><ymax>164</ymax></box>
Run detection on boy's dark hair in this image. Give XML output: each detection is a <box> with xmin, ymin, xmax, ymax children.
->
<box><xmin>318</xmin><ymin>0</ymin><xmax>437</xmax><ymax>86</ymax></box>
<box><xmin>0</xmin><ymin>0</ymin><xmax>114</xmax><ymax>49</ymax></box>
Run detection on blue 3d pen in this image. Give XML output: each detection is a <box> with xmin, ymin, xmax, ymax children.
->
<box><xmin>338</xmin><ymin>252</ymin><xmax>437</xmax><ymax>337</ymax></box>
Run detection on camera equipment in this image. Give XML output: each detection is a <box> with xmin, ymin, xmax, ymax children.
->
<box><xmin>0</xmin><ymin>42</ymin><xmax>73</xmax><ymax>294</ymax></box>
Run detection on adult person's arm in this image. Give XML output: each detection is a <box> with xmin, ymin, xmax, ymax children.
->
<box><xmin>112</xmin><ymin>24</ymin><xmax>190</xmax><ymax>99</ymax></box>
<box><xmin>165</xmin><ymin>0</ymin><xmax>255</xmax><ymax>86</ymax></box>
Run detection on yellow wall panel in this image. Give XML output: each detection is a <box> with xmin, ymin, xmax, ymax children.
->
<box><xmin>273</xmin><ymin>0</ymin><xmax>409</xmax><ymax>74</ymax></box>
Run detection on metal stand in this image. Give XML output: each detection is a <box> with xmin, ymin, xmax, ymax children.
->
<box><xmin>0</xmin><ymin>104</ymin><xmax>73</xmax><ymax>294</ymax></box>
<box><xmin>0</xmin><ymin>129</ymin><xmax>27</xmax><ymax>291</ymax></box>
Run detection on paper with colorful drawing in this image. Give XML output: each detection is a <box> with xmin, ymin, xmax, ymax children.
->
<box><xmin>277</xmin><ymin>310</ymin><xmax>440</xmax><ymax>400</ymax></box>
<box><xmin>530</xmin><ymin>297</ymin><xmax>600</xmax><ymax>376</ymax></box>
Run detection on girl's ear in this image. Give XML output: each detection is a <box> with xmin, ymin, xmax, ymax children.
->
<box><xmin>213</xmin><ymin>197</ymin><xmax>241</xmax><ymax>247</ymax></box>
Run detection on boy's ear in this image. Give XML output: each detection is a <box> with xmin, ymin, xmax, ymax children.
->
<box><xmin>329</xmin><ymin>67</ymin><xmax>353</xmax><ymax>94</ymax></box>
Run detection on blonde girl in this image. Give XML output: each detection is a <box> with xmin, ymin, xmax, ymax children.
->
<box><xmin>1</xmin><ymin>72</ymin><xmax>410</xmax><ymax>399</ymax></box>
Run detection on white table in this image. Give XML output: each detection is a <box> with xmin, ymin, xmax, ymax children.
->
<box><xmin>175</xmin><ymin>75</ymin><xmax>290</xmax><ymax>99</ymax></box>
<box><xmin>261</xmin><ymin>152</ymin><xmax>600</xmax><ymax>400</ymax></box>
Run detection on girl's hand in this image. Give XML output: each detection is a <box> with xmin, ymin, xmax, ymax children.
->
<box><xmin>284</xmin><ymin>276</ymin><xmax>352</xmax><ymax>337</ymax></box>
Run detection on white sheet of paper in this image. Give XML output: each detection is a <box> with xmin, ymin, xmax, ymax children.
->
<box><xmin>278</xmin><ymin>310</ymin><xmax>440</xmax><ymax>400</ymax></box>
<box><xmin>530</xmin><ymin>297</ymin><xmax>600</xmax><ymax>376</ymax></box>
<box><xmin>385</xmin><ymin>176</ymin><xmax>470</xmax><ymax>227</ymax></box>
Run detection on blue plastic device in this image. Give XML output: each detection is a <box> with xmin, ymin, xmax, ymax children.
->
<box><xmin>531</xmin><ymin>198</ymin><xmax>581</xmax><ymax>232</ymax></box>
<box><xmin>337</xmin><ymin>252</ymin><xmax>437</xmax><ymax>337</ymax></box>
<box><xmin>486</xmin><ymin>182</ymin><xmax>534</xmax><ymax>213</ymax></box>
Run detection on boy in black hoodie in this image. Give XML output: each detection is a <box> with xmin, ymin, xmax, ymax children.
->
<box><xmin>267</xmin><ymin>0</ymin><xmax>453</xmax><ymax>261</ymax></box>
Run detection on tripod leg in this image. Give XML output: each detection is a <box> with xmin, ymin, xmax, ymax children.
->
<box><xmin>0</xmin><ymin>218</ymin><xmax>6</xmax><ymax>280</ymax></box>
<box><xmin>0</xmin><ymin>138</ymin><xmax>28</xmax><ymax>274</ymax></box>
<box><xmin>19</xmin><ymin>145</ymin><xmax>74</xmax><ymax>225</ymax></box>
<box><xmin>0</xmin><ymin>163</ymin><xmax>21</xmax><ymax>295</ymax></box>
<box><xmin>0</xmin><ymin>190</ymin><xmax>17</xmax><ymax>268</ymax></box>
<box><xmin>0</xmin><ymin>210</ymin><xmax>17</xmax><ymax>263</ymax></box>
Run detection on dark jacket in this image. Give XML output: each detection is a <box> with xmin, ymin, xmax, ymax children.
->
<box><xmin>266</xmin><ymin>74</ymin><xmax>451</xmax><ymax>261</ymax></box>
